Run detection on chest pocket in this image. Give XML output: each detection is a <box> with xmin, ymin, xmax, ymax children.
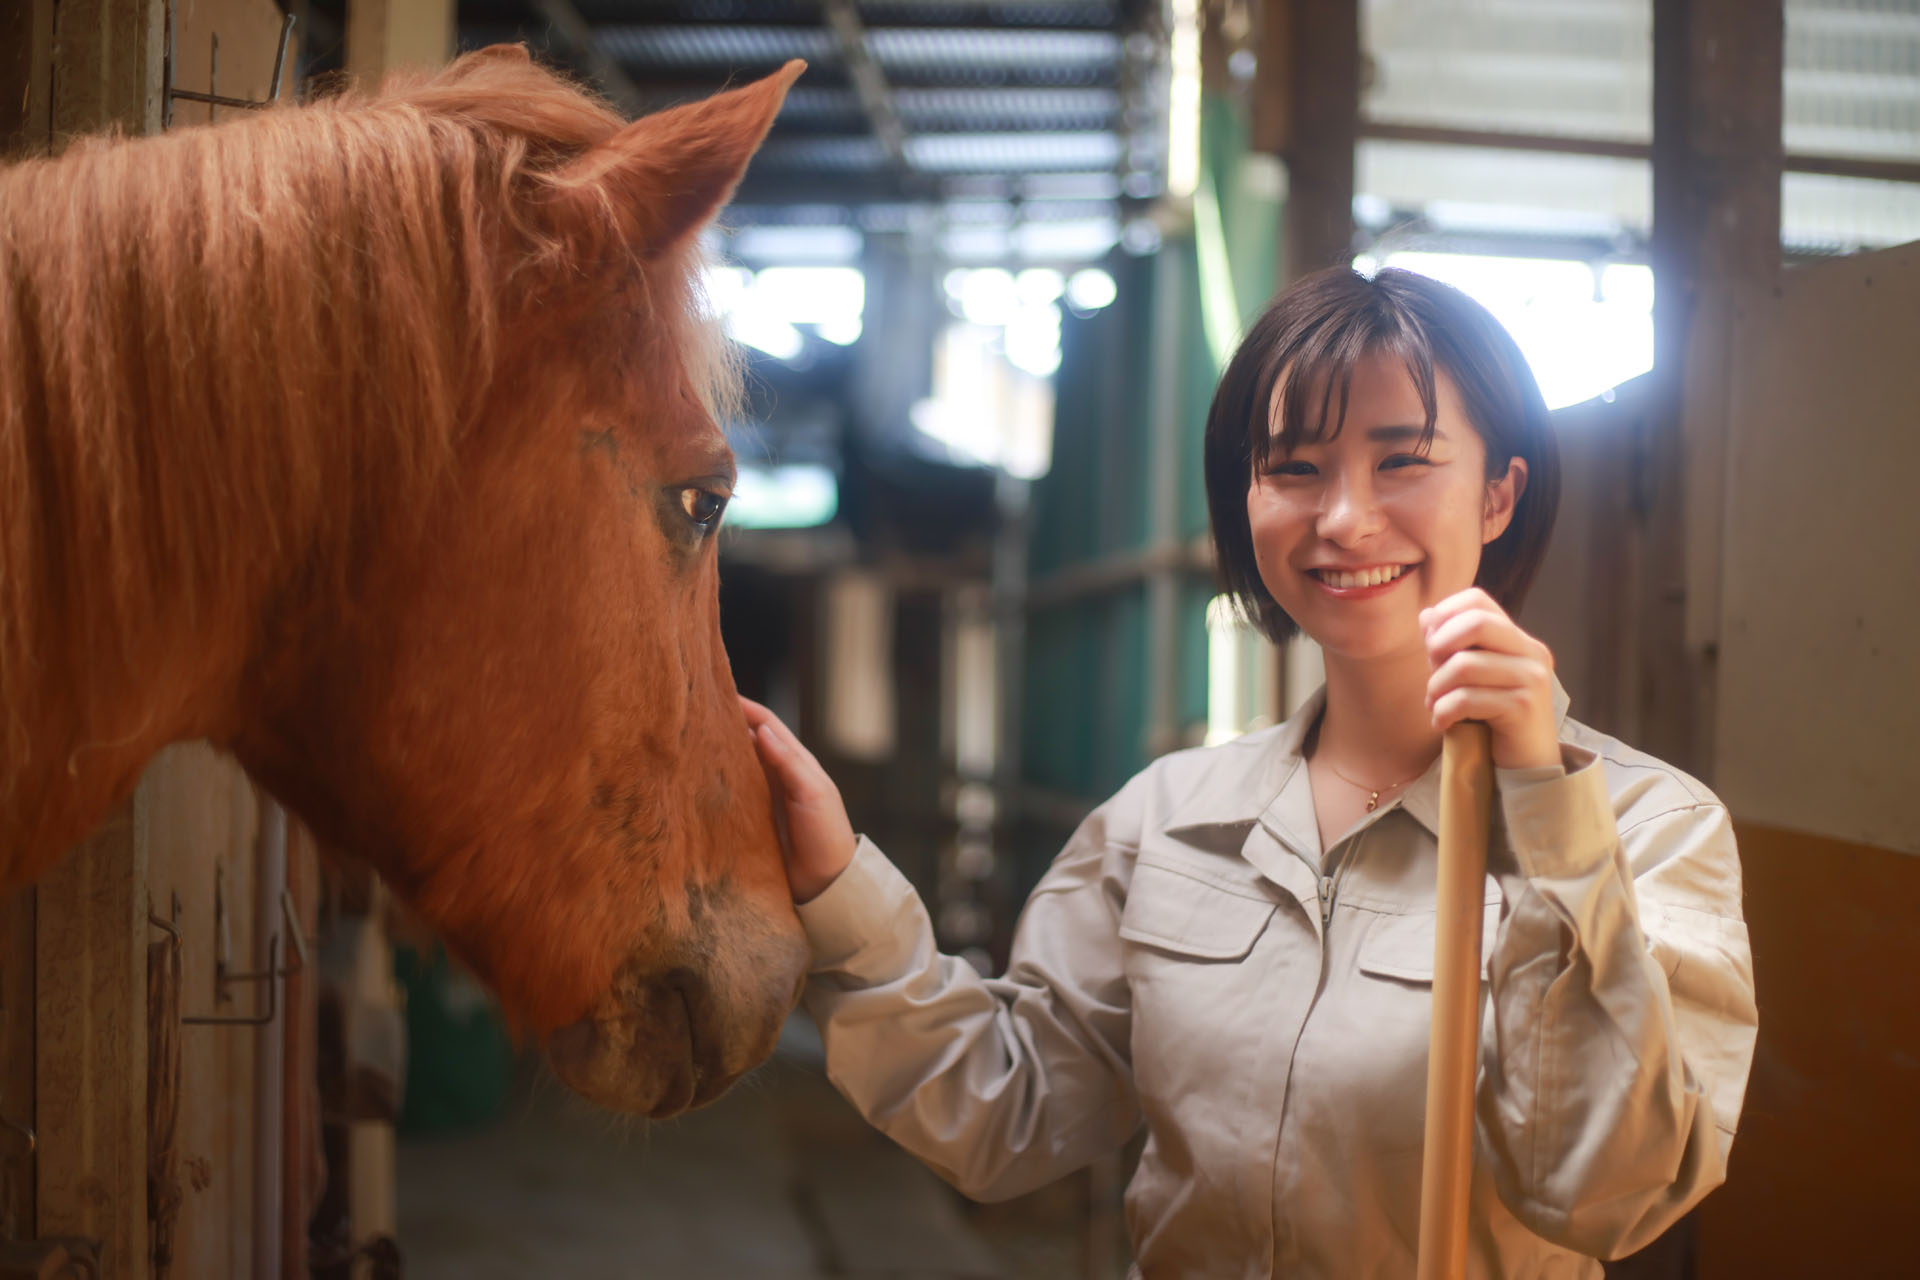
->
<box><xmin>1355</xmin><ymin>897</ymin><xmax>1502</xmax><ymax>984</ymax></box>
<box><xmin>1119</xmin><ymin>859</ymin><xmax>1278</xmax><ymax>961</ymax></box>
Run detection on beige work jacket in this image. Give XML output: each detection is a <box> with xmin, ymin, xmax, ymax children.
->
<box><xmin>797</xmin><ymin>683</ymin><xmax>1757</xmax><ymax>1278</ymax></box>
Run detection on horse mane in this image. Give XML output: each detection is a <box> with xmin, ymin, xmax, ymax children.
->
<box><xmin>0</xmin><ymin>47</ymin><xmax>740</xmax><ymax>796</ymax></box>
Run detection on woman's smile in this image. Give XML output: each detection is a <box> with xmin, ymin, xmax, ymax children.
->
<box><xmin>1307</xmin><ymin>562</ymin><xmax>1421</xmax><ymax>595</ymax></box>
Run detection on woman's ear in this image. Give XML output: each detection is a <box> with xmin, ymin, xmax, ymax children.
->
<box><xmin>1482</xmin><ymin>455</ymin><xmax>1528</xmax><ymax>544</ymax></box>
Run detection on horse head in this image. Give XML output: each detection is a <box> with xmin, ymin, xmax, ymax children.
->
<box><xmin>0</xmin><ymin>47</ymin><xmax>810</xmax><ymax>1117</ymax></box>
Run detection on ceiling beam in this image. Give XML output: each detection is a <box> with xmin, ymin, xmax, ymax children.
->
<box><xmin>821</xmin><ymin>0</ymin><xmax>911</xmax><ymax>181</ymax></box>
<box><xmin>528</xmin><ymin>0</ymin><xmax>647</xmax><ymax>116</ymax></box>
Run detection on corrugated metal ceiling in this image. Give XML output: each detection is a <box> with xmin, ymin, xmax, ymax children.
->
<box><xmin>457</xmin><ymin>0</ymin><xmax>1163</xmax><ymax>238</ymax></box>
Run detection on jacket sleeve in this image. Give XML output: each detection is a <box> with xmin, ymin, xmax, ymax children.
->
<box><xmin>1474</xmin><ymin>750</ymin><xmax>1758</xmax><ymax>1259</ymax></box>
<box><xmin>796</xmin><ymin>809</ymin><xmax>1142</xmax><ymax>1202</ymax></box>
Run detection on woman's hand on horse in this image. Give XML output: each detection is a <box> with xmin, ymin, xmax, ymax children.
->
<box><xmin>740</xmin><ymin>696</ymin><xmax>858</xmax><ymax>904</ymax></box>
<box><xmin>1419</xmin><ymin>587</ymin><xmax>1563</xmax><ymax>772</ymax></box>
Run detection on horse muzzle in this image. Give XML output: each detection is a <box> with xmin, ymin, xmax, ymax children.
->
<box><xmin>542</xmin><ymin>899</ymin><xmax>810</xmax><ymax>1117</ymax></box>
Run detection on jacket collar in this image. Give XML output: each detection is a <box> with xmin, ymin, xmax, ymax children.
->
<box><xmin>1160</xmin><ymin>676</ymin><xmax>1574</xmax><ymax>848</ymax></box>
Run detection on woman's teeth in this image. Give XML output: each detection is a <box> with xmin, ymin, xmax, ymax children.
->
<box><xmin>1315</xmin><ymin>565</ymin><xmax>1409</xmax><ymax>589</ymax></box>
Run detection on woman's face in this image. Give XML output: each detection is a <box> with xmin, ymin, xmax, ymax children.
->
<box><xmin>1246</xmin><ymin>350</ymin><xmax>1526</xmax><ymax>663</ymax></box>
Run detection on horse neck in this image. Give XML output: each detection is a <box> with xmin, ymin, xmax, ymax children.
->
<box><xmin>0</xmin><ymin>122</ymin><xmax>476</xmax><ymax>887</ymax></box>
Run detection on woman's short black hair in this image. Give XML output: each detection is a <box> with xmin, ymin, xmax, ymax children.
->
<box><xmin>1202</xmin><ymin>265</ymin><xmax>1562</xmax><ymax>643</ymax></box>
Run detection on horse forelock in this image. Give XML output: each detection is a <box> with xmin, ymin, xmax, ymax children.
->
<box><xmin>0</xmin><ymin>45</ymin><xmax>741</xmax><ymax>864</ymax></box>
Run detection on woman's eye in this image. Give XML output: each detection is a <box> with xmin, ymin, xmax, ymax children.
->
<box><xmin>1268</xmin><ymin>460</ymin><xmax>1318</xmax><ymax>478</ymax></box>
<box><xmin>679</xmin><ymin>487</ymin><xmax>727</xmax><ymax>528</ymax></box>
<box><xmin>1381</xmin><ymin>453</ymin><xmax>1432</xmax><ymax>470</ymax></box>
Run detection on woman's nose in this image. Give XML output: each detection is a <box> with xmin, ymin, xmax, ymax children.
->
<box><xmin>1316</xmin><ymin>471</ymin><xmax>1383</xmax><ymax>544</ymax></box>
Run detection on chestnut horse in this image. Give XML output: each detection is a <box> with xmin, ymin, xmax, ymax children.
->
<box><xmin>0</xmin><ymin>47</ymin><xmax>808</xmax><ymax>1117</ymax></box>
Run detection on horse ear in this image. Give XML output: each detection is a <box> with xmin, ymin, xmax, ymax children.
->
<box><xmin>555</xmin><ymin>61</ymin><xmax>804</xmax><ymax>258</ymax></box>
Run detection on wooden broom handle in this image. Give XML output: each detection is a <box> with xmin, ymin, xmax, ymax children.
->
<box><xmin>1416</xmin><ymin>720</ymin><xmax>1495</xmax><ymax>1280</ymax></box>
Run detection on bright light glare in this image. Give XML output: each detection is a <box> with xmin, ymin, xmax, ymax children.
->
<box><xmin>817</xmin><ymin>315</ymin><xmax>863</xmax><ymax>346</ymax></box>
<box><xmin>1016</xmin><ymin>268</ymin><xmax>1065</xmax><ymax>305</ymax></box>
<box><xmin>728</xmin><ymin>312</ymin><xmax>804</xmax><ymax>361</ymax></box>
<box><xmin>1206</xmin><ymin>596</ymin><xmax>1243</xmax><ymax>747</ymax></box>
<box><xmin>1363</xmin><ymin>252</ymin><xmax>1654</xmax><ymax>410</ymax></box>
<box><xmin>749</xmin><ymin>267</ymin><xmax>865</xmax><ymax>325</ymax></box>
<box><xmin>701</xmin><ymin>264</ymin><xmax>867</xmax><ymax>361</ymax></box>
<box><xmin>911</xmin><ymin>318</ymin><xmax>1055</xmax><ymax>478</ymax></box>
<box><xmin>1167</xmin><ymin>0</ymin><xmax>1200</xmax><ymax>199</ymax></box>
<box><xmin>1004</xmin><ymin>303</ymin><xmax>1062</xmax><ymax>377</ymax></box>
<box><xmin>726</xmin><ymin>463</ymin><xmax>838</xmax><ymax>529</ymax></box>
<box><xmin>701</xmin><ymin>266</ymin><xmax>753</xmax><ymax>316</ymax></box>
<box><xmin>1066</xmin><ymin>267</ymin><xmax>1117</xmax><ymax>312</ymax></box>
<box><xmin>958</xmin><ymin>268</ymin><xmax>1019</xmax><ymax>327</ymax></box>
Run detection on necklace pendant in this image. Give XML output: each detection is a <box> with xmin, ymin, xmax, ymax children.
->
<box><xmin>1365</xmin><ymin>792</ymin><xmax>1380</xmax><ymax>811</ymax></box>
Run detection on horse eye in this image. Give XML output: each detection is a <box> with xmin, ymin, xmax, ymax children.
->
<box><xmin>680</xmin><ymin>487</ymin><xmax>727</xmax><ymax>528</ymax></box>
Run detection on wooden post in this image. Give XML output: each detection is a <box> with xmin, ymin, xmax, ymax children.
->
<box><xmin>1251</xmin><ymin>0</ymin><xmax>1361</xmax><ymax>729</ymax></box>
<box><xmin>345</xmin><ymin>0</ymin><xmax>454</xmax><ymax>83</ymax></box>
<box><xmin>45</xmin><ymin>0</ymin><xmax>165</xmax><ymax>142</ymax></box>
<box><xmin>34</xmin><ymin>808</ymin><xmax>150</xmax><ymax>1275</ymax></box>
<box><xmin>1252</xmin><ymin>0</ymin><xmax>1360</xmax><ymax>281</ymax></box>
<box><xmin>1642</xmin><ymin>0</ymin><xmax>1783</xmax><ymax>778</ymax></box>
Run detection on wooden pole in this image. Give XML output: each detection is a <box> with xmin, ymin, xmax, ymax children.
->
<box><xmin>1415</xmin><ymin>721</ymin><xmax>1494</xmax><ymax>1280</ymax></box>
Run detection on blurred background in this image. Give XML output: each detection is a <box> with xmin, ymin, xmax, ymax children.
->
<box><xmin>4</xmin><ymin>1</ymin><xmax>1917</xmax><ymax>1278</ymax></box>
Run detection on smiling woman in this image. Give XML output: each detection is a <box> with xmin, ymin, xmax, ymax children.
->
<box><xmin>737</xmin><ymin>263</ymin><xmax>1756</xmax><ymax>1278</ymax></box>
<box><xmin>1203</xmin><ymin>267</ymin><xmax>1561</xmax><ymax>648</ymax></box>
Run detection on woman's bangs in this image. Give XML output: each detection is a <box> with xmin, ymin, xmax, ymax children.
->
<box><xmin>1253</xmin><ymin>322</ymin><xmax>1443</xmax><ymax>473</ymax></box>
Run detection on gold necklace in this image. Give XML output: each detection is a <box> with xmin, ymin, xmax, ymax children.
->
<box><xmin>1321</xmin><ymin>756</ymin><xmax>1433</xmax><ymax>812</ymax></box>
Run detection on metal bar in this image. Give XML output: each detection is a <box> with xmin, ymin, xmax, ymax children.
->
<box><xmin>182</xmin><ymin>935</ymin><xmax>280</xmax><ymax>1027</ymax></box>
<box><xmin>161</xmin><ymin>12</ymin><xmax>297</xmax><ymax>125</ymax></box>
<box><xmin>166</xmin><ymin>88</ymin><xmax>262</xmax><ymax>112</ymax></box>
<box><xmin>1361</xmin><ymin>118</ymin><xmax>1920</xmax><ymax>186</ymax></box>
<box><xmin>268</xmin><ymin>11</ymin><xmax>294</xmax><ymax>101</ymax></box>
<box><xmin>822</xmin><ymin>0</ymin><xmax>911</xmax><ymax>177</ymax></box>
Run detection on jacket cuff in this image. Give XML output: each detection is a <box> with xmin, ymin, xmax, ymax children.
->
<box><xmin>1497</xmin><ymin>746</ymin><xmax>1616</xmax><ymax>880</ymax></box>
<box><xmin>794</xmin><ymin>834</ymin><xmax>922</xmax><ymax>976</ymax></box>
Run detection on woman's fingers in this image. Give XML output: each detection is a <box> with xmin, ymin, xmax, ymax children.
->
<box><xmin>1423</xmin><ymin>601</ymin><xmax>1550</xmax><ymax>670</ymax></box>
<box><xmin>1424</xmin><ymin>649</ymin><xmax>1539</xmax><ymax>705</ymax></box>
<box><xmin>1419</xmin><ymin>592</ymin><xmax>1561</xmax><ymax>769</ymax></box>
<box><xmin>741</xmin><ymin>697</ymin><xmax>820</xmax><ymax>783</ymax></box>
<box><xmin>737</xmin><ymin>696</ymin><xmax>859</xmax><ymax>902</ymax></box>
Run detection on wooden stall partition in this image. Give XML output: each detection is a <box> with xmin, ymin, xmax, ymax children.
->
<box><xmin>1689</xmin><ymin>242</ymin><xmax>1920</xmax><ymax>1277</ymax></box>
<box><xmin>0</xmin><ymin>888</ymin><xmax>30</xmax><ymax>1241</ymax></box>
<box><xmin>138</xmin><ymin>746</ymin><xmax>269</xmax><ymax>1280</ymax></box>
